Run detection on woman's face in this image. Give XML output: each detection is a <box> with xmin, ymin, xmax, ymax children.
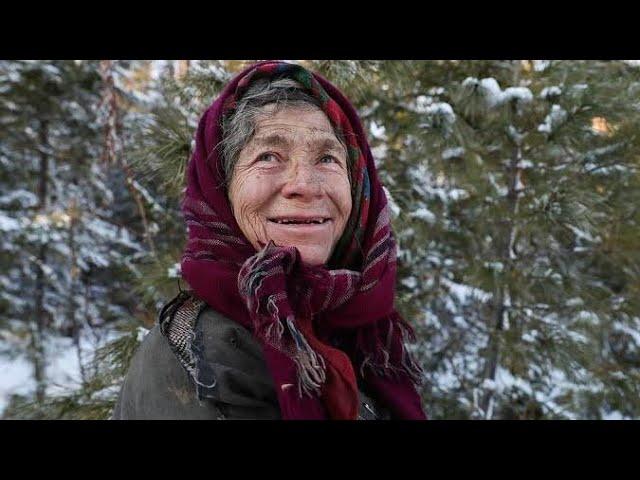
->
<box><xmin>228</xmin><ymin>105</ymin><xmax>352</xmax><ymax>266</ymax></box>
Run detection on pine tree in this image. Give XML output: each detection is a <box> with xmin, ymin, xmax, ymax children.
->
<box><xmin>0</xmin><ymin>60</ymin><xmax>145</xmax><ymax>417</ymax></box>
<box><xmin>366</xmin><ymin>60</ymin><xmax>640</xmax><ymax>419</ymax></box>
<box><xmin>0</xmin><ymin>60</ymin><xmax>229</xmax><ymax>418</ymax></box>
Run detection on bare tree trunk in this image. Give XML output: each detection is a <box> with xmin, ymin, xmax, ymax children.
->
<box><xmin>99</xmin><ymin>60</ymin><xmax>119</xmax><ymax>166</ymax></box>
<box><xmin>83</xmin><ymin>280</ymin><xmax>99</xmax><ymax>380</ymax></box>
<box><xmin>32</xmin><ymin>119</ymin><xmax>50</xmax><ymax>404</ymax></box>
<box><xmin>67</xmin><ymin>198</ymin><xmax>87</xmax><ymax>388</ymax></box>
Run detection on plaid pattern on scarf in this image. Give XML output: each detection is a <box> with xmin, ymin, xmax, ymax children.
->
<box><xmin>181</xmin><ymin>61</ymin><xmax>426</xmax><ymax>420</ymax></box>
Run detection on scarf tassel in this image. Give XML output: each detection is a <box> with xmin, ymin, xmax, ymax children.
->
<box><xmin>263</xmin><ymin>293</ymin><xmax>327</xmax><ymax>399</ymax></box>
<box><xmin>358</xmin><ymin>317</ymin><xmax>424</xmax><ymax>386</ymax></box>
<box><xmin>286</xmin><ymin>316</ymin><xmax>327</xmax><ymax>398</ymax></box>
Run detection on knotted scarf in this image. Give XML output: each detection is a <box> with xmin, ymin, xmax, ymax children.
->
<box><xmin>181</xmin><ymin>61</ymin><xmax>426</xmax><ymax>419</ymax></box>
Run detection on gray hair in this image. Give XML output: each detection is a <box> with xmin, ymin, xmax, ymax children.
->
<box><xmin>219</xmin><ymin>77</ymin><xmax>350</xmax><ymax>184</ymax></box>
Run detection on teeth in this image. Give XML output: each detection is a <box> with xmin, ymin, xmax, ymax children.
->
<box><xmin>273</xmin><ymin>219</ymin><xmax>326</xmax><ymax>224</ymax></box>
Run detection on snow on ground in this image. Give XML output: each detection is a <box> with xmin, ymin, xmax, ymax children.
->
<box><xmin>0</xmin><ymin>356</ymin><xmax>34</xmax><ymax>413</ymax></box>
<box><xmin>0</xmin><ymin>329</ymin><xmax>121</xmax><ymax>416</ymax></box>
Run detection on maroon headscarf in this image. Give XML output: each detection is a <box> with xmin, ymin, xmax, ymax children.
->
<box><xmin>181</xmin><ymin>61</ymin><xmax>426</xmax><ymax>420</ymax></box>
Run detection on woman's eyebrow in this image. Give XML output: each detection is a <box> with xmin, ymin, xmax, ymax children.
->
<box><xmin>251</xmin><ymin>132</ymin><xmax>345</xmax><ymax>155</ymax></box>
<box><xmin>252</xmin><ymin>133</ymin><xmax>293</xmax><ymax>149</ymax></box>
<box><xmin>308</xmin><ymin>137</ymin><xmax>346</xmax><ymax>154</ymax></box>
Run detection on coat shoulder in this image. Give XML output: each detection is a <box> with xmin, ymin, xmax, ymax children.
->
<box><xmin>112</xmin><ymin>291</ymin><xmax>281</xmax><ymax>420</ymax></box>
<box><xmin>112</xmin><ymin>323</ymin><xmax>225</xmax><ymax>420</ymax></box>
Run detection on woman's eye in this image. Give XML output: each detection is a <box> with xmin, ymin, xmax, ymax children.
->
<box><xmin>257</xmin><ymin>153</ymin><xmax>278</xmax><ymax>163</ymax></box>
<box><xmin>319</xmin><ymin>155</ymin><xmax>337</xmax><ymax>164</ymax></box>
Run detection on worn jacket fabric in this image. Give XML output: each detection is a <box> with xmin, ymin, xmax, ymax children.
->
<box><xmin>112</xmin><ymin>300</ymin><xmax>389</xmax><ymax>420</ymax></box>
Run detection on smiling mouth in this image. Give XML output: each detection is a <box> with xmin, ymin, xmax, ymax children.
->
<box><xmin>267</xmin><ymin>217</ymin><xmax>331</xmax><ymax>225</ymax></box>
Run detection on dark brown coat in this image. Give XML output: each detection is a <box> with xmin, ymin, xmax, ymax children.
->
<box><xmin>112</xmin><ymin>299</ymin><xmax>388</xmax><ymax>420</ymax></box>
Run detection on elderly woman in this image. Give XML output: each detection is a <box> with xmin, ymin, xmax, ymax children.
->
<box><xmin>112</xmin><ymin>61</ymin><xmax>426</xmax><ymax>420</ymax></box>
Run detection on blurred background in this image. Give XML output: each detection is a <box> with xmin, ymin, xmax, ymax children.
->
<box><xmin>1</xmin><ymin>60</ymin><xmax>639</xmax><ymax>419</ymax></box>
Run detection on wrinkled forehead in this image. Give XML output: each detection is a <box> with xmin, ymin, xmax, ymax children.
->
<box><xmin>248</xmin><ymin>105</ymin><xmax>347</xmax><ymax>153</ymax></box>
<box><xmin>254</xmin><ymin>103</ymin><xmax>332</xmax><ymax>130</ymax></box>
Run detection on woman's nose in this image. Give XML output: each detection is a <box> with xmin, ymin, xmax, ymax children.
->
<box><xmin>281</xmin><ymin>162</ymin><xmax>322</xmax><ymax>200</ymax></box>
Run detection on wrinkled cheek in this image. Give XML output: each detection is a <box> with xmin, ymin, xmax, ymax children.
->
<box><xmin>229</xmin><ymin>172</ymin><xmax>271</xmax><ymax>249</ymax></box>
<box><xmin>333</xmin><ymin>182</ymin><xmax>353</xmax><ymax>242</ymax></box>
<box><xmin>230</xmin><ymin>197</ymin><xmax>264</xmax><ymax>250</ymax></box>
<box><xmin>238</xmin><ymin>205</ymin><xmax>266</xmax><ymax>247</ymax></box>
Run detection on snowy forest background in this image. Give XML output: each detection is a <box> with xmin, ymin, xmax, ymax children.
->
<box><xmin>1</xmin><ymin>60</ymin><xmax>639</xmax><ymax>420</ymax></box>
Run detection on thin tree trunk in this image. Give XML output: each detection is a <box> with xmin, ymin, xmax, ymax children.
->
<box><xmin>33</xmin><ymin>119</ymin><xmax>49</xmax><ymax>404</ymax></box>
<box><xmin>479</xmin><ymin>62</ymin><xmax>525</xmax><ymax>418</ymax></box>
<box><xmin>479</xmin><ymin>143</ymin><xmax>523</xmax><ymax>418</ymax></box>
<box><xmin>67</xmin><ymin>198</ymin><xmax>87</xmax><ymax>388</ymax></box>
